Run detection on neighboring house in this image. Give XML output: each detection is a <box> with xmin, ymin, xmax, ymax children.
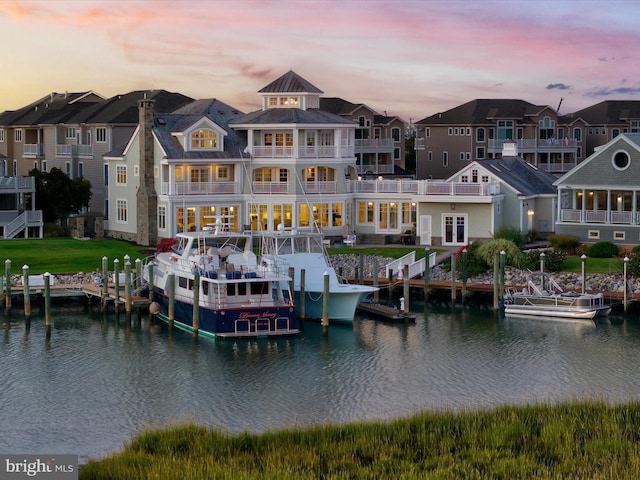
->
<box><xmin>414</xmin><ymin>99</ymin><xmax>585</xmax><ymax>180</ymax></box>
<box><xmin>554</xmin><ymin>133</ymin><xmax>640</xmax><ymax>245</ymax></box>
<box><xmin>0</xmin><ymin>90</ymin><xmax>193</xmax><ymax>217</ymax></box>
<box><xmin>319</xmin><ymin>97</ymin><xmax>408</xmax><ymax>177</ymax></box>
<box><xmin>0</xmin><ymin>155</ymin><xmax>42</xmax><ymax>238</ymax></box>
<box><xmin>563</xmin><ymin>101</ymin><xmax>640</xmax><ymax>159</ymax></box>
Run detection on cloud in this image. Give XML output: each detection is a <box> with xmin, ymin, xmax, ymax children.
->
<box><xmin>546</xmin><ymin>83</ymin><xmax>572</xmax><ymax>90</ymax></box>
<box><xmin>585</xmin><ymin>87</ymin><xmax>640</xmax><ymax>97</ymax></box>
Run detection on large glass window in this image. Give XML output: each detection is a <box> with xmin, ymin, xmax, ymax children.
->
<box><xmin>116</xmin><ymin>165</ymin><xmax>127</xmax><ymax>185</ymax></box>
<box><xmin>116</xmin><ymin>199</ymin><xmax>127</xmax><ymax>223</ymax></box>
<box><xmin>357</xmin><ymin>202</ymin><xmax>374</xmax><ymax>224</ymax></box>
<box><xmin>191</xmin><ymin>129</ymin><xmax>217</xmax><ymax>149</ymax></box>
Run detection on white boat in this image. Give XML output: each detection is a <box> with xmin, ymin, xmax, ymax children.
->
<box><xmin>145</xmin><ymin>226</ymin><xmax>299</xmax><ymax>338</ymax></box>
<box><xmin>259</xmin><ymin>228</ymin><xmax>378</xmax><ymax>324</ymax></box>
<box><xmin>503</xmin><ymin>271</ymin><xmax>612</xmax><ymax>320</ymax></box>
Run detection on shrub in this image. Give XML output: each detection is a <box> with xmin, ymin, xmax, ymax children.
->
<box><xmin>631</xmin><ymin>245</ymin><xmax>640</xmax><ymax>254</ymax></box>
<box><xmin>476</xmin><ymin>239</ymin><xmax>523</xmax><ymax>268</ymax></box>
<box><xmin>44</xmin><ymin>222</ymin><xmax>65</xmax><ymax>237</ymax></box>
<box><xmin>547</xmin><ymin>234</ymin><xmax>579</xmax><ymax>253</ymax></box>
<box><xmin>493</xmin><ymin>225</ymin><xmax>526</xmax><ymax>249</ymax></box>
<box><xmin>586</xmin><ymin>241</ymin><xmax>619</xmax><ymax>258</ymax></box>
<box><xmin>454</xmin><ymin>242</ymin><xmax>487</xmax><ymax>277</ymax></box>
<box><xmin>521</xmin><ymin>249</ymin><xmax>566</xmax><ymax>273</ymax></box>
<box><xmin>156</xmin><ymin>237</ymin><xmax>177</xmax><ymax>253</ymax></box>
<box><xmin>628</xmin><ymin>252</ymin><xmax>640</xmax><ymax>276</ymax></box>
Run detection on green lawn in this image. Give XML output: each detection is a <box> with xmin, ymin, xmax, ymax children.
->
<box><xmin>563</xmin><ymin>255</ymin><xmax>626</xmax><ymax>274</ymax></box>
<box><xmin>0</xmin><ymin>238</ymin><xmax>150</xmax><ymax>274</ymax></box>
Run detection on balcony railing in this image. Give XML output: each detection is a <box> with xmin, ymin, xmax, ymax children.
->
<box><xmin>252</xmin><ymin>182</ymin><xmax>288</xmax><ymax>194</ymax></box>
<box><xmin>56</xmin><ymin>144</ymin><xmax>94</xmax><ymax>156</ymax></box>
<box><xmin>488</xmin><ymin>138</ymin><xmax>577</xmax><ymax>151</ymax></box>
<box><xmin>0</xmin><ymin>176</ymin><xmax>35</xmax><ymax>191</ymax></box>
<box><xmin>161</xmin><ymin>181</ymin><xmax>237</xmax><ymax>195</ymax></box>
<box><xmin>348</xmin><ymin>179</ymin><xmax>500</xmax><ymax>196</ymax></box>
<box><xmin>354</xmin><ymin>138</ymin><xmax>395</xmax><ymax>153</ymax></box>
<box><xmin>304</xmin><ymin>181</ymin><xmax>336</xmax><ymax>194</ymax></box>
<box><xmin>252</xmin><ymin>145</ymin><xmax>354</xmax><ymax>158</ymax></box>
<box><xmin>560</xmin><ymin>209</ymin><xmax>638</xmax><ymax>224</ymax></box>
<box><xmin>414</xmin><ymin>138</ymin><xmax>425</xmax><ymax>150</ymax></box>
<box><xmin>23</xmin><ymin>143</ymin><xmax>44</xmax><ymax>157</ymax></box>
<box><xmin>357</xmin><ymin>164</ymin><xmax>395</xmax><ymax>175</ymax></box>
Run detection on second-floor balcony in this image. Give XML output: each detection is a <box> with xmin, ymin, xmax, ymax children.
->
<box><xmin>56</xmin><ymin>144</ymin><xmax>94</xmax><ymax>157</ymax></box>
<box><xmin>304</xmin><ymin>181</ymin><xmax>336</xmax><ymax>194</ymax></box>
<box><xmin>0</xmin><ymin>176</ymin><xmax>35</xmax><ymax>193</ymax></box>
<box><xmin>161</xmin><ymin>181</ymin><xmax>237</xmax><ymax>195</ymax></box>
<box><xmin>489</xmin><ymin>138</ymin><xmax>577</xmax><ymax>152</ymax></box>
<box><xmin>23</xmin><ymin>143</ymin><xmax>44</xmax><ymax>157</ymax></box>
<box><xmin>348</xmin><ymin>179</ymin><xmax>500</xmax><ymax>196</ymax></box>
<box><xmin>560</xmin><ymin>208</ymin><xmax>640</xmax><ymax>225</ymax></box>
<box><xmin>252</xmin><ymin>145</ymin><xmax>354</xmax><ymax>158</ymax></box>
<box><xmin>354</xmin><ymin>138</ymin><xmax>395</xmax><ymax>154</ymax></box>
<box><xmin>252</xmin><ymin>182</ymin><xmax>289</xmax><ymax>194</ymax></box>
<box><xmin>357</xmin><ymin>163</ymin><xmax>395</xmax><ymax>175</ymax></box>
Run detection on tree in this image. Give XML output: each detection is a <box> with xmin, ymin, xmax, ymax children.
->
<box><xmin>404</xmin><ymin>135</ymin><xmax>416</xmax><ymax>175</ymax></box>
<box><xmin>30</xmin><ymin>167</ymin><xmax>92</xmax><ymax>224</ymax></box>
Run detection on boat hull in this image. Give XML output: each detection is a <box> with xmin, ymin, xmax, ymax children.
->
<box><xmin>294</xmin><ymin>286</ymin><xmax>375</xmax><ymax>324</ymax></box>
<box><xmin>504</xmin><ymin>304</ymin><xmax>599</xmax><ymax>320</ymax></box>
<box><xmin>152</xmin><ymin>289</ymin><xmax>299</xmax><ymax>338</ymax></box>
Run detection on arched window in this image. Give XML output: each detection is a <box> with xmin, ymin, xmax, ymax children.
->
<box><xmin>191</xmin><ymin>129</ymin><xmax>217</xmax><ymax>149</ymax></box>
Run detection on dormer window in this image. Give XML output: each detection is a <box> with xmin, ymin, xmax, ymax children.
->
<box><xmin>266</xmin><ymin>96</ymin><xmax>301</xmax><ymax>108</ymax></box>
<box><xmin>191</xmin><ymin>129</ymin><xmax>217</xmax><ymax>149</ymax></box>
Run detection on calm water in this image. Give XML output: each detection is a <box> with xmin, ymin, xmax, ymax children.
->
<box><xmin>2</xmin><ymin>303</ymin><xmax>640</xmax><ymax>464</ymax></box>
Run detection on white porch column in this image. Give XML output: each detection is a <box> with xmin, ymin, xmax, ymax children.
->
<box><xmin>606</xmin><ymin>189</ymin><xmax>611</xmax><ymax>224</ymax></box>
<box><xmin>581</xmin><ymin>188</ymin><xmax>586</xmax><ymax>223</ymax></box>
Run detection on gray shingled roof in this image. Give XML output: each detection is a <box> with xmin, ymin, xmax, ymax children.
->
<box><xmin>563</xmin><ymin>100</ymin><xmax>640</xmax><ymax>125</ymax></box>
<box><xmin>416</xmin><ymin>99</ymin><xmax>549</xmax><ymax>126</ymax></box>
<box><xmin>105</xmin><ymin>98</ymin><xmax>247</xmax><ymax>160</ymax></box>
<box><xmin>67</xmin><ymin>90</ymin><xmax>194</xmax><ymax>125</ymax></box>
<box><xmin>0</xmin><ymin>92</ymin><xmax>104</xmax><ymax>126</ymax></box>
<box><xmin>258</xmin><ymin>70</ymin><xmax>323</xmax><ymax>94</ymax></box>
<box><xmin>476</xmin><ymin>156</ymin><xmax>557</xmax><ymax>197</ymax></box>
<box><xmin>319</xmin><ymin>97</ymin><xmax>361</xmax><ymax>115</ymax></box>
<box><xmin>230</xmin><ymin>107</ymin><xmax>355</xmax><ymax>126</ymax></box>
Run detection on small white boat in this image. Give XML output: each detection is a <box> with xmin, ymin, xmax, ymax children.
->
<box><xmin>145</xmin><ymin>226</ymin><xmax>298</xmax><ymax>339</ymax></box>
<box><xmin>259</xmin><ymin>228</ymin><xmax>378</xmax><ymax>324</ymax></box>
<box><xmin>503</xmin><ymin>271</ymin><xmax>611</xmax><ymax>320</ymax></box>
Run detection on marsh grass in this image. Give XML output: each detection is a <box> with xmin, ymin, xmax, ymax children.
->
<box><xmin>80</xmin><ymin>401</ymin><xmax>640</xmax><ymax>479</ymax></box>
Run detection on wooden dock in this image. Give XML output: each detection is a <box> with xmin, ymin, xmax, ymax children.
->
<box><xmin>357</xmin><ymin>302</ymin><xmax>416</xmax><ymax>322</ymax></box>
<box><xmin>81</xmin><ymin>283</ymin><xmax>152</xmax><ymax>307</ymax></box>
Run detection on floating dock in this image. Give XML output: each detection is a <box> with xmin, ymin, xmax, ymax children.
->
<box><xmin>357</xmin><ymin>302</ymin><xmax>416</xmax><ymax>323</ymax></box>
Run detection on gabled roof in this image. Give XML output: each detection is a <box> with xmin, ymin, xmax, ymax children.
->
<box><xmin>258</xmin><ymin>70</ymin><xmax>323</xmax><ymax>94</ymax></box>
<box><xmin>415</xmin><ymin>99</ymin><xmax>551</xmax><ymax>126</ymax></box>
<box><xmin>67</xmin><ymin>89</ymin><xmax>194</xmax><ymax>125</ymax></box>
<box><xmin>106</xmin><ymin>98</ymin><xmax>248</xmax><ymax>160</ymax></box>
<box><xmin>230</xmin><ymin>107</ymin><xmax>354</xmax><ymax>126</ymax></box>
<box><xmin>564</xmin><ymin>100</ymin><xmax>640</xmax><ymax>125</ymax></box>
<box><xmin>472</xmin><ymin>156</ymin><xmax>557</xmax><ymax>197</ymax></box>
<box><xmin>554</xmin><ymin>133</ymin><xmax>640</xmax><ymax>187</ymax></box>
<box><xmin>0</xmin><ymin>91</ymin><xmax>105</xmax><ymax>126</ymax></box>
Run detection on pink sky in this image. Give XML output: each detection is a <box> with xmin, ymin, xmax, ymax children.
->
<box><xmin>2</xmin><ymin>0</ymin><xmax>640</xmax><ymax>122</ymax></box>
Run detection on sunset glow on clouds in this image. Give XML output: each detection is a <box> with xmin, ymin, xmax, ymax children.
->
<box><xmin>1</xmin><ymin>0</ymin><xmax>640</xmax><ymax>121</ymax></box>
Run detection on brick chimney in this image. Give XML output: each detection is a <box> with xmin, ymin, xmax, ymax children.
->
<box><xmin>136</xmin><ymin>96</ymin><xmax>157</xmax><ymax>247</ymax></box>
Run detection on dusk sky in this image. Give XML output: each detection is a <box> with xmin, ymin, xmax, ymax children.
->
<box><xmin>2</xmin><ymin>0</ymin><xmax>640</xmax><ymax>123</ymax></box>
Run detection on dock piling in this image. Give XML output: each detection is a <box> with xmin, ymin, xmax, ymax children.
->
<box><xmin>322</xmin><ymin>272</ymin><xmax>329</xmax><ymax>337</ymax></box>
<box><xmin>5</xmin><ymin>259</ymin><xmax>11</xmax><ymax>310</ymax></box>
<box><xmin>192</xmin><ymin>273</ymin><xmax>200</xmax><ymax>339</ymax></box>
<box><xmin>167</xmin><ymin>273</ymin><xmax>175</xmax><ymax>329</ymax></box>
<box><xmin>22</xmin><ymin>265</ymin><xmax>31</xmax><ymax>320</ymax></box>
<box><xmin>300</xmin><ymin>268</ymin><xmax>306</xmax><ymax>320</ymax></box>
<box><xmin>450</xmin><ymin>253</ymin><xmax>457</xmax><ymax>303</ymax></box>
<box><xmin>44</xmin><ymin>272</ymin><xmax>51</xmax><ymax>335</ymax></box>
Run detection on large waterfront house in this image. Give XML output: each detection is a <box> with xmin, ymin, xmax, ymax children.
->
<box><xmin>414</xmin><ymin>99</ymin><xmax>586</xmax><ymax>180</ymax></box>
<box><xmin>554</xmin><ymin>133</ymin><xmax>640</xmax><ymax>245</ymax></box>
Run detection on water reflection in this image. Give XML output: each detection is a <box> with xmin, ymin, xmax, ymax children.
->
<box><xmin>1</xmin><ymin>307</ymin><xmax>640</xmax><ymax>463</ymax></box>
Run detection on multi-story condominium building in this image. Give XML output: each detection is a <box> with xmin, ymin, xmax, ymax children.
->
<box><xmin>319</xmin><ymin>97</ymin><xmax>408</xmax><ymax>177</ymax></box>
<box><xmin>414</xmin><ymin>99</ymin><xmax>585</xmax><ymax>180</ymax></box>
<box><xmin>563</xmin><ymin>101</ymin><xmax>640</xmax><ymax>159</ymax></box>
<box><xmin>0</xmin><ymin>89</ymin><xmax>194</xmax><ymax>217</ymax></box>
